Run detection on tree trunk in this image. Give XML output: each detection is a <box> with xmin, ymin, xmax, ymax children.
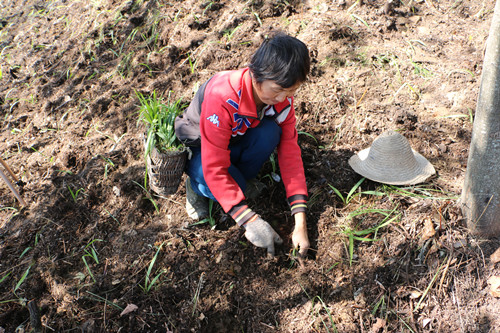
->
<box><xmin>461</xmin><ymin>0</ymin><xmax>500</xmax><ymax>236</ymax></box>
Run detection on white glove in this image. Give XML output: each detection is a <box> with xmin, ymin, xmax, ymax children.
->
<box><xmin>244</xmin><ymin>216</ymin><xmax>283</xmax><ymax>257</ymax></box>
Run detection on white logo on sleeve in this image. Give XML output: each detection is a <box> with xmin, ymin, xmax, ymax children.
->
<box><xmin>207</xmin><ymin>113</ymin><xmax>220</xmax><ymax>127</ymax></box>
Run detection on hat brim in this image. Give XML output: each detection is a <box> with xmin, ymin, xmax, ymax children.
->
<box><xmin>348</xmin><ymin>147</ymin><xmax>436</xmax><ymax>185</ymax></box>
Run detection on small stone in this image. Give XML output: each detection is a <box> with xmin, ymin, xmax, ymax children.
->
<box><xmin>113</xmin><ymin>186</ymin><xmax>121</xmax><ymax>196</ymax></box>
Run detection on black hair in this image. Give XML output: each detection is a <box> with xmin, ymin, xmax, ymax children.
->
<box><xmin>249</xmin><ymin>32</ymin><xmax>310</xmax><ymax>88</ymax></box>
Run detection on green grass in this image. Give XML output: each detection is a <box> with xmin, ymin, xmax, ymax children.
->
<box><xmin>298</xmin><ymin>280</ymin><xmax>338</xmax><ymax>332</ymax></box>
<box><xmin>81</xmin><ymin>239</ymin><xmax>102</xmax><ymax>283</ymax></box>
<box><xmin>223</xmin><ymin>24</ymin><xmax>242</xmax><ymax>41</ymax></box>
<box><xmin>261</xmin><ymin>152</ymin><xmax>280</xmax><ymax>183</ymax></box>
<box><xmin>188</xmin><ymin>200</ymin><xmax>218</xmax><ymax>228</ymax></box>
<box><xmin>141</xmin><ymin>242</ymin><xmax>167</xmax><ymax>293</ymax></box>
<box><xmin>329</xmin><ymin>177</ymin><xmax>366</xmax><ymax>206</ymax></box>
<box><xmin>340</xmin><ymin>205</ymin><xmax>400</xmax><ymax>266</ymax></box>
<box><xmin>132</xmin><ymin>180</ymin><xmax>160</xmax><ymax>213</ymax></box>
<box><xmin>14</xmin><ymin>263</ymin><xmax>32</xmax><ymax>296</ymax></box>
<box><xmin>68</xmin><ymin>185</ymin><xmax>85</xmax><ymax>203</ymax></box>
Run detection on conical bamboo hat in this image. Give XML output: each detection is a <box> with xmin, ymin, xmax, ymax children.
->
<box><xmin>348</xmin><ymin>131</ymin><xmax>436</xmax><ymax>185</ymax></box>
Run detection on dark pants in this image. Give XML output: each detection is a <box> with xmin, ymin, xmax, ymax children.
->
<box><xmin>186</xmin><ymin>117</ymin><xmax>281</xmax><ymax>200</ymax></box>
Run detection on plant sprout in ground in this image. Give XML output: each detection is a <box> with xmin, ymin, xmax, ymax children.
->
<box><xmin>329</xmin><ymin>177</ymin><xmax>366</xmax><ymax>206</ymax></box>
<box><xmin>340</xmin><ymin>205</ymin><xmax>400</xmax><ymax>266</ymax></box>
<box><xmin>188</xmin><ymin>200</ymin><xmax>218</xmax><ymax>228</ymax></box>
<box><xmin>133</xmin><ymin>180</ymin><xmax>160</xmax><ymax>213</ymax></box>
<box><xmin>81</xmin><ymin>239</ymin><xmax>102</xmax><ymax>283</ymax></box>
<box><xmin>141</xmin><ymin>242</ymin><xmax>167</xmax><ymax>294</ymax></box>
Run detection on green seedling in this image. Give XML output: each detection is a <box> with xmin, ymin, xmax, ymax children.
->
<box><xmin>467</xmin><ymin>107</ymin><xmax>474</xmax><ymax>123</ymax></box>
<box><xmin>137</xmin><ymin>90</ymin><xmax>186</xmax><ymax>157</ymax></box>
<box><xmin>253</xmin><ymin>12</ymin><xmax>262</xmax><ymax>26</ymax></box>
<box><xmin>81</xmin><ymin>239</ymin><xmax>102</xmax><ymax>283</ymax></box>
<box><xmin>141</xmin><ymin>242</ymin><xmax>167</xmax><ymax>293</ymax></box>
<box><xmin>379</xmin><ymin>184</ymin><xmax>458</xmax><ymax>201</ymax></box>
<box><xmin>101</xmin><ymin>156</ymin><xmax>115</xmax><ymax>179</ymax></box>
<box><xmin>14</xmin><ymin>263</ymin><xmax>33</xmax><ymax>296</ymax></box>
<box><xmin>298</xmin><ymin>131</ymin><xmax>318</xmax><ymax>143</ymax></box>
<box><xmin>307</xmin><ymin>187</ymin><xmax>323</xmax><ymax>209</ymax></box>
<box><xmin>93</xmin><ymin>124</ymin><xmax>126</xmax><ymax>146</ymax></box>
<box><xmin>104</xmin><ymin>208</ymin><xmax>120</xmax><ymax>223</ymax></box>
<box><xmin>188</xmin><ymin>200</ymin><xmax>218</xmax><ymax>228</ymax></box>
<box><xmin>350</xmin><ymin>14</ymin><xmax>370</xmax><ymax>29</ymax></box>
<box><xmin>326</xmin><ymin>262</ymin><xmax>339</xmax><ymax>273</ymax></box>
<box><xmin>30</xmin><ymin>146</ymin><xmax>55</xmax><ymax>164</ymax></box>
<box><xmin>440</xmin><ymin>108</ymin><xmax>475</xmax><ymax>124</ymax></box>
<box><xmin>202</xmin><ymin>1</ymin><xmax>213</xmax><ymax>16</ymax></box>
<box><xmin>411</xmin><ymin>61</ymin><xmax>433</xmax><ymax>78</ymax></box>
<box><xmin>19</xmin><ymin>247</ymin><xmax>31</xmax><ymax>259</ymax></box>
<box><xmin>298</xmin><ymin>281</ymin><xmax>338</xmax><ymax>332</ymax></box>
<box><xmin>371</xmin><ymin>294</ymin><xmax>387</xmax><ymax>318</ymax></box>
<box><xmin>414</xmin><ymin>257</ymin><xmax>447</xmax><ymax>311</ymax></box>
<box><xmin>132</xmin><ymin>180</ymin><xmax>159</xmax><ymax>213</ymax></box>
<box><xmin>0</xmin><ymin>271</ymin><xmax>11</xmax><ymax>284</ymax></box>
<box><xmin>261</xmin><ymin>152</ymin><xmax>280</xmax><ymax>183</ymax></box>
<box><xmin>223</xmin><ymin>24</ymin><xmax>241</xmax><ymax>41</ymax></box>
<box><xmin>312</xmin><ymin>296</ymin><xmax>338</xmax><ymax>333</ymax></box>
<box><xmin>188</xmin><ymin>52</ymin><xmax>198</xmax><ymax>74</ymax></box>
<box><xmin>392</xmin><ymin>311</ymin><xmax>417</xmax><ymax>333</ymax></box>
<box><xmin>137</xmin><ymin>90</ymin><xmax>186</xmax><ymax>190</ymax></box>
<box><xmin>68</xmin><ymin>185</ymin><xmax>85</xmax><ymax>203</ymax></box>
<box><xmin>85</xmin><ymin>291</ymin><xmax>123</xmax><ymax>311</ymax></box>
<box><xmin>117</xmin><ymin>51</ymin><xmax>134</xmax><ymax>77</ymax></box>
<box><xmin>341</xmin><ymin>205</ymin><xmax>400</xmax><ymax>266</ymax></box>
<box><xmin>139</xmin><ymin>63</ymin><xmax>153</xmax><ymax>76</ymax></box>
<box><xmin>328</xmin><ymin>177</ymin><xmax>366</xmax><ymax>205</ymax></box>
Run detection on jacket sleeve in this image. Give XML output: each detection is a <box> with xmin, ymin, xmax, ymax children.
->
<box><xmin>199</xmin><ymin>95</ymin><xmax>257</xmax><ymax>226</ymax></box>
<box><xmin>276</xmin><ymin>99</ymin><xmax>308</xmax><ymax>215</ymax></box>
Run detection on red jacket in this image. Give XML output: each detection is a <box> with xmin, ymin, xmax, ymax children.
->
<box><xmin>177</xmin><ymin>68</ymin><xmax>308</xmax><ymax>225</ymax></box>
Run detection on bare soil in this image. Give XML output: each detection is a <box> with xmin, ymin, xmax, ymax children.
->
<box><xmin>1</xmin><ymin>0</ymin><xmax>500</xmax><ymax>332</ymax></box>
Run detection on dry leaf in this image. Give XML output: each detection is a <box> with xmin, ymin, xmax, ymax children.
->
<box><xmin>120</xmin><ymin>303</ymin><xmax>138</xmax><ymax>316</ymax></box>
<box><xmin>371</xmin><ymin>318</ymin><xmax>386</xmax><ymax>332</ymax></box>
<box><xmin>490</xmin><ymin>247</ymin><xmax>500</xmax><ymax>264</ymax></box>
<box><xmin>409</xmin><ymin>290</ymin><xmax>422</xmax><ymax>299</ymax></box>
<box><xmin>487</xmin><ymin>276</ymin><xmax>500</xmax><ymax>297</ymax></box>
<box><xmin>421</xmin><ymin>217</ymin><xmax>436</xmax><ymax>241</ymax></box>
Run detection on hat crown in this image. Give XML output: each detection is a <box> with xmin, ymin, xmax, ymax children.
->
<box><xmin>366</xmin><ymin>131</ymin><xmax>419</xmax><ymax>169</ymax></box>
<box><xmin>348</xmin><ymin>130</ymin><xmax>436</xmax><ymax>185</ymax></box>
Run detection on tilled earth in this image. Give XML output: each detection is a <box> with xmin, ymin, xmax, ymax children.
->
<box><xmin>1</xmin><ymin>0</ymin><xmax>500</xmax><ymax>332</ymax></box>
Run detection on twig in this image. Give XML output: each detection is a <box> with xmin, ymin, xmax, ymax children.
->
<box><xmin>0</xmin><ymin>168</ymin><xmax>26</xmax><ymax>206</ymax></box>
<box><xmin>438</xmin><ymin>256</ymin><xmax>452</xmax><ymax>295</ymax></box>
<box><xmin>28</xmin><ymin>300</ymin><xmax>42</xmax><ymax>333</ymax></box>
<box><xmin>414</xmin><ymin>257</ymin><xmax>447</xmax><ymax>311</ymax></box>
<box><xmin>453</xmin><ymin>285</ymin><xmax>465</xmax><ymax>332</ymax></box>
<box><xmin>472</xmin><ymin>194</ymin><xmax>494</xmax><ymax>230</ymax></box>
<box><xmin>355</xmin><ymin>88</ymin><xmax>368</xmax><ymax>108</ymax></box>
<box><xmin>0</xmin><ymin>157</ymin><xmax>19</xmax><ymax>182</ymax></box>
<box><xmin>192</xmin><ymin>272</ymin><xmax>205</xmax><ymax>316</ymax></box>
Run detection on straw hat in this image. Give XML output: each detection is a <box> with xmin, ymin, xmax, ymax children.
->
<box><xmin>348</xmin><ymin>131</ymin><xmax>436</xmax><ymax>185</ymax></box>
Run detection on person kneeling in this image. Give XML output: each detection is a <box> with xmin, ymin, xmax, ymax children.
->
<box><xmin>175</xmin><ymin>32</ymin><xmax>310</xmax><ymax>259</ymax></box>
